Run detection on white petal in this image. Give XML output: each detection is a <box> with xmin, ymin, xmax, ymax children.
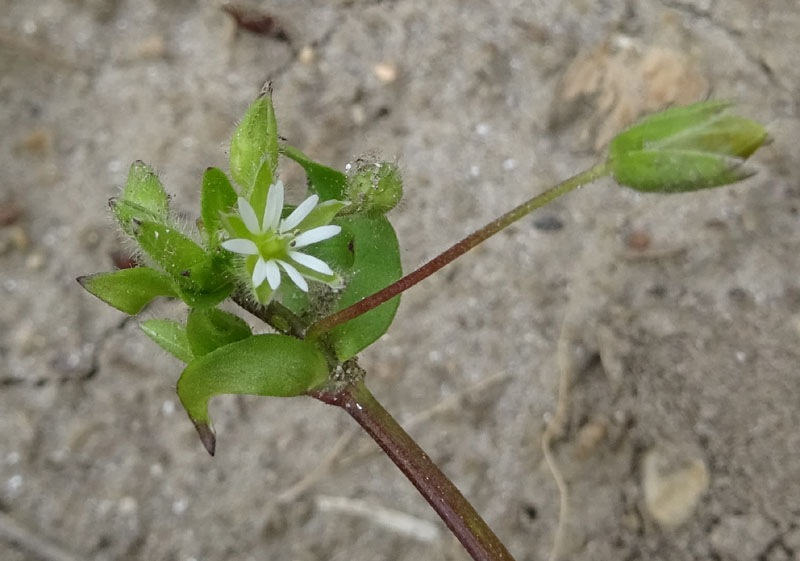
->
<box><xmin>289</xmin><ymin>251</ymin><xmax>334</xmax><ymax>276</ymax></box>
<box><xmin>221</xmin><ymin>238</ymin><xmax>259</xmax><ymax>255</ymax></box>
<box><xmin>237</xmin><ymin>197</ymin><xmax>261</xmax><ymax>235</ymax></box>
<box><xmin>252</xmin><ymin>256</ymin><xmax>268</xmax><ymax>287</ymax></box>
<box><xmin>262</xmin><ymin>180</ymin><xmax>284</xmax><ymax>232</ymax></box>
<box><xmin>291</xmin><ymin>225</ymin><xmax>342</xmax><ymax>248</ymax></box>
<box><xmin>279</xmin><ymin>194</ymin><xmax>319</xmax><ymax>233</ymax></box>
<box><xmin>277</xmin><ymin>260</ymin><xmax>308</xmax><ymax>292</ymax></box>
<box><xmin>265</xmin><ymin>259</ymin><xmax>281</xmax><ymax>290</ymax></box>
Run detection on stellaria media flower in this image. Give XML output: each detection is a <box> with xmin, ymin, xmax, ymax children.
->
<box><xmin>221</xmin><ymin>180</ymin><xmax>344</xmax><ymax>300</ymax></box>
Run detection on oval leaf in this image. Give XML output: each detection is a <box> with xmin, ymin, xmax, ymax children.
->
<box><xmin>177</xmin><ymin>334</ymin><xmax>329</xmax><ymax>454</ymax></box>
<box><xmin>140</xmin><ymin>319</ymin><xmax>194</xmax><ymax>363</ymax></box>
<box><xmin>78</xmin><ymin>267</ymin><xmax>177</xmax><ymax>314</ymax></box>
<box><xmin>186</xmin><ymin>308</ymin><xmax>252</xmax><ymax>357</ymax></box>
<box><xmin>282</xmin><ymin>144</ymin><xmax>348</xmax><ymax>201</ymax></box>
<box><xmin>327</xmin><ymin>215</ymin><xmax>402</xmax><ymax>360</ymax></box>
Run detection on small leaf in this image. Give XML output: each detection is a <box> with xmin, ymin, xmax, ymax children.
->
<box><xmin>177</xmin><ymin>334</ymin><xmax>329</xmax><ymax>455</ymax></box>
<box><xmin>140</xmin><ymin>319</ymin><xmax>194</xmax><ymax>363</ymax></box>
<box><xmin>133</xmin><ymin>221</ymin><xmax>207</xmax><ymax>279</ymax></box>
<box><xmin>177</xmin><ymin>283</ymin><xmax>234</xmax><ymax>310</ymax></box>
<box><xmin>110</xmin><ymin>198</ymin><xmax>162</xmax><ymax>236</ymax></box>
<box><xmin>282</xmin><ymin>144</ymin><xmax>348</xmax><ymax>201</ymax></box>
<box><xmin>78</xmin><ymin>267</ymin><xmax>177</xmax><ymax>314</ymax></box>
<box><xmin>327</xmin><ymin>215</ymin><xmax>402</xmax><ymax>361</ymax></box>
<box><xmin>201</xmin><ymin>167</ymin><xmax>237</xmax><ymax>245</ymax></box>
<box><xmin>123</xmin><ymin>161</ymin><xmax>169</xmax><ymax>218</ymax></box>
<box><xmin>186</xmin><ymin>308</ymin><xmax>251</xmax><ymax>357</ymax></box>
<box><xmin>230</xmin><ymin>92</ymin><xmax>279</xmax><ymax>193</ymax></box>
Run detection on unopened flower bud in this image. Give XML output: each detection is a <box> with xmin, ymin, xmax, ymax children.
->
<box><xmin>345</xmin><ymin>158</ymin><xmax>403</xmax><ymax>214</ymax></box>
<box><xmin>609</xmin><ymin>101</ymin><xmax>767</xmax><ymax>193</ymax></box>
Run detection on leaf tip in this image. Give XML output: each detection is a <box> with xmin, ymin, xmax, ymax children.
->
<box><xmin>192</xmin><ymin>419</ymin><xmax>216</xmax><ymax>456</ymax></box>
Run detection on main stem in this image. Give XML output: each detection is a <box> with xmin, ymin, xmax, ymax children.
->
<box><xmin>311</xmin><ymin>381</ymin><xmax>517</xmax><ymax>561</ymax></box>
<box><xmin>307</xmin><ymin>161</ymin><xmax>610</xmax><ymax>339</ymax></box>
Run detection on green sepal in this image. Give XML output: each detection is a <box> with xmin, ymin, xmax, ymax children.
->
<box><xmin>611</xmin><ymin>151</ymin><xmax>755</xmax><ymax>193</ymax></box>
<box><xmin>123</xmin><ymin>161</ymin><xmax>169</xmax><ymax>219</ymax></box>
<box><xmin>230</xmin><ymin>92</ymin><xmax>279</xmax><ymax>194</ymax></box>
<box><xmin>177</xmin><ymin>334</ymin><xmax>329</xmax><ymax>455</ymax></box>
<box><xmin>77</xmin><ymin>267</ymin><xmax>177</xmax><ymax>315</ymax></box>
<box><xmin>296</xmin><ymin>200</ymin><xmax>350</xmax><ymax>231</ymax></box>
<box><xmin>186</xmin><ymin>308</ymin><xmax>251</xmax><ymax>357</ymax></box>
<box><xmin>327</xmin><ymin>215</ymin><xmax>402</xmax><ymax>361</ymax></box>
<box><xmin>282</xmin><ymin>144</ymin><xmax>348</xmax><ymax>201</ymax></box>
<box><xmin>140</xmin><ymin>319</ymin><xmax>194</xmax><ymax>363</ymax></box>
<box><xmin>201</xmin><ymin>167</ymin><xmax>237</xmax><ymax>246</ymax></box>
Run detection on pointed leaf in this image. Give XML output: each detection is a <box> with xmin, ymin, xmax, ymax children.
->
<box><xmin>110</xmin><ymin>198</ymin><xmax>162</xmax><ymax>236</ymax></box>
<box><xmin>123</xmin><ymin>161</ymin><xmax>169</xmax><ymax>218</ymax></box>
<box><xmin>186</xmin><ymin>308</ymin><xmax>251</xmax><ymax>357</ymax></box>
<box><xmin>282</xmin><ymin>144</ymin><xmax>348</xmax><ymax>201</ymax></box>
<box><xmin>78</xmin><ymin>267</ymin><xmax>177</xmax><ymax>315</ymax></box>
<box><xmin>177</xmin><ymin>334</ymin><xmax>329</xmax><ymax>454</ymax></box>
<box><xmin>140</xmin><ymin>319</ymin><xmax>194</xmax><ymax>363</ymax></box>
<box><xmin>201</xmin><ymin>167</ymin><xmax>237</xmax><ymax>245</ymax></box>
<box><xmin>133</xmin><ymin>221</ymin><xmax>207</xmax><ymax>279</ymax></box>
<box><xmin>230</xmin><ymin>92</ymin><xmax>279</xmax><ymax>193</ymax></box>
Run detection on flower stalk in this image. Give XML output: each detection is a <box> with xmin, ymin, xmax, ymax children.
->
<box><xmin>306</xmin><ymin>161</ymin><xmax>612</xmax><ymax>339</ymax></box>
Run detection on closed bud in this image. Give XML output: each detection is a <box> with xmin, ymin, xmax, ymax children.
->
<box><xmin>609</xmin><ymin>101</ymin><xmax>767</xmax><ymax>193</ymax></box>
<box><xmin>344</xmin><ymin>157</ymin><xmax>403</xmax><ymax>214</ymax></box>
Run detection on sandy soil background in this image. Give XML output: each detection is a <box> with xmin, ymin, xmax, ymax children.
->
<box><xmin>1</xmin><ymin>1</ymin><xmax>799</xmax><ymax>560</ymax></box>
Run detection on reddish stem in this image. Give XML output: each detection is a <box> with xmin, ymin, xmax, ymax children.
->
<box><xmin>306</xmin><ymin>162</ymin><xmax>609</xmax><ymax>339</ymax></box>
<box><xmin>310</xmin><ymin>381</ymin><xmax>517</xmax><ymax>561</ymax></box>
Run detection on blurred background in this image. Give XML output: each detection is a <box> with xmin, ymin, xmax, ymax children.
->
<box><xmin>1</xmin><ymin>1</ymin><xmax>799</xmax><ymax>560</ymax></box>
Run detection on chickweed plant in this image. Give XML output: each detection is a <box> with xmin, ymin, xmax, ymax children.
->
<box><xmin>79</xmin><ymin>84</ymin><xmax>766</xmax><ymax>561</ymax></box>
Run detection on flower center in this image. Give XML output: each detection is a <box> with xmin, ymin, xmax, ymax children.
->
<box><xmin>257</xmin><ymin>233</ymin><xmax>289</xmax><ymax>260</ymax></box>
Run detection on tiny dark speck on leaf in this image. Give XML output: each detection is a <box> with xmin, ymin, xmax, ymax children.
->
<box><xmin>533</xmin><ymin>215</ymin><xmax>564</xmax><ymax>231</ymax></box>
<box><xmin>348</xmin><ymin>239</ymin><xmax>355</xmax><ymax>253</ymax></box>
<box><xmin>222</xmin><ymin>4</ymin><xmax>290</xmax><ymax>42</ymax></box>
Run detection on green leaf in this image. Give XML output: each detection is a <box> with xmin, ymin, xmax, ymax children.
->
<box><xmin>296</xmin><ymin>199</ymin><xmax>350</xmax><ymax>231</ymax></box>
<box><xmin>110</xmin><ymin>198</ymin><xmax>163</xmax><ymax>236</ymax></box>
<box><xmin>201</xmin><ymin>167</ymin><xmax>237</xmax><ymax>245</ymax></box>
<box><xmin>78</xmin><ymin>267</ymin><xmax>177</xmax><ymax>315</ymax></box>
<box><xmin>140</xmin><ymin>319</ymin><xmax>194</xmax><ymax>363</ymax></box>
<box><xmin>177</xmin><ymin>283</ymin><xmax>234</xmax><ymax>310</ymax></box>
<box><xmin>327</xmin><ymin>215</ymin><xmax>402</xmax><ymax>361</ymax></box>
<box><xmin>186</xmin><ymin>308</ymin><xmax>251</xmax><ymax>357</ymax></box>
<box><xmin>177</xmin><ymin>334</ymin><xmax>329</xmax><ymax>454</ymax></box>
<box><xmin>133</xmin><ymin>221</ymin><xmax>207</xmax><ymax>279</ymax></box>
<box><xmin>230</xmin><ymin>92</ymin><xmax>279</xmax><ymax>194</ymax></box>
<box><xmin>282</xmin><ymin>144</ymin><xmax>348</xmax><ymax>201</ymax></box>
<box><xmin>123</xmin><ymin>161</ymin><xmax>169</xmax><ymax>219</ymax></box>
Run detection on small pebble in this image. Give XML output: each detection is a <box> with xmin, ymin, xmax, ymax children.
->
<box><xmin>298</xmin><ymin>45</ymin><xmax>314</xmax><ymax>65</ymax></box>
<box><xmin>627</xmin><ymin>230</ymin><xmax>651</xmax><ymax>251</ymax></box>
<box><xmin>374</xmin><ymin>61</ymin><xmax>398</xmax><ymax>83</ymax></box>
<box><xmin>533</xmin><ymin>215</ymin><xmax>564</xmax><ymax>231</ymax></box>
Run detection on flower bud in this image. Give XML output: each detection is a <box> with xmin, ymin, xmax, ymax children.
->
<box><xmin>344</xmin><ymin>158</ymin><xmax>403</xmax><ymax>214</ymax></box>
<box><xmin>229</xmin><ymin>86</ymin><xmax>279</xmax><ymax>194</ymax></box>
<box><xmin>609</xmin><ymin>101</ymin><xmax>767</xmax><ymax>193</ymax></box>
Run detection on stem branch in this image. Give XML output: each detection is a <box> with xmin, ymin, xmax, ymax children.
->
<box><xmin>311</xmin><ymin>381</ymin><xmax>517</xmax><ymax>561</ymax></box>
<box><xmin>307</xmin><ymin>162</ymin><xmax>610</xmax><ymax>339</ymax></box>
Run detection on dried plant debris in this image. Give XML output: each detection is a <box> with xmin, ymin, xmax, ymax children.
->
<box><xmin>222</xmin><ymin>3</ymin><xmax>290</xmax><ymax>42</ymax></box>
<box><xmin>550</xmin><ymin>39</ymin><xmax>709</xmax><ymax>152</ymax></box>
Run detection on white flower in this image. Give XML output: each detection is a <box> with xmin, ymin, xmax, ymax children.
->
<box><xmin>221</xmin><ymin>181</ymin><xmax>342</xmax><ymax>293</ymax></box>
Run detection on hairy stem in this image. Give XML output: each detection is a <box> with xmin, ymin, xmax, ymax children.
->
<box><xmin>232</xmin><ymin>292</ymin><xmax>307</xmax><ymax>339</ymax></box>
<box><xmin>307</xmin><ymin>161</ymin><xmax>611</xmax><ymax>339</ymax></box>
<box><xmin>310</xmin><ymin>381</ymin><xmax>517</xmax><ymax>561</ymax></box>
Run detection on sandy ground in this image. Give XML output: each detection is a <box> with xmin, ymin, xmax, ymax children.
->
<box><xmin>1</xmin><ymin>1</ymin><xmax>799</xmax><ymax>560</ymax></box>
